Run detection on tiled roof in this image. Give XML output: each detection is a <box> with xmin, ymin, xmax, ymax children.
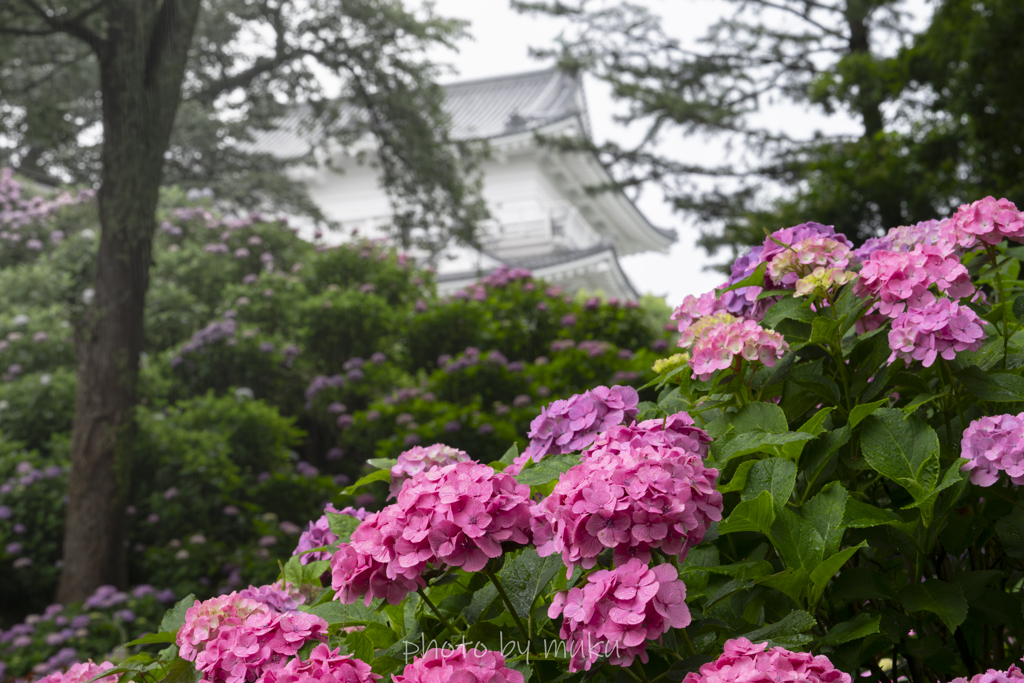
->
<box><xmin>245</xmin><ymin>68</ymin><xmax>586</xmax><ymax>159</ymax></box>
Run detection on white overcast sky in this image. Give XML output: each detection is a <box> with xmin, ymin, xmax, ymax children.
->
<box><xmin>419</xmin><ymin>0</ymin><xmax>929</xmax><ymax>305</ymax></box>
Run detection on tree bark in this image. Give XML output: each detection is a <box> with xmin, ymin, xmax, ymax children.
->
<box><xmin>57</xmin><ymin>0</ymin><xmax>201</xmax><ymax>603</ymax></box>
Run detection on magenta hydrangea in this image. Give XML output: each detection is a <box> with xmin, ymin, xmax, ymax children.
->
<box><xmin>388</xmin><ymin>443</ymin><xmax>470</xmax><ymax>499</ymax></box>
<box><xmin>950</xmin><ymin>664</ymin><xmax>1024</xmax><ymax>683</ymax></box>
<box><xmin>510</xmin><ymin>385</ymin><xmax>640</xmax><ymax>474</ymax></box>
<box><xmin>679</xmin><ymin>313</ymin><xmax>789</xmax><ymax>381</ymax></box>
<box><xmin>854</xmin><ymin>243</ymin><xmax>973</xmax><ymax>316</ymax></box>
<box><xmin>941</xmin><ymin>196</ymin><xmax>1024</xmax><ymax>249</ymax></box>
<box><xmin>959</xmin><ymin>413</ymin><xmax>1024</xmax><ymax>486</ymax></box>
<box><xmin>887</xmin><ymin>294</ymin><xmax>986</xmax><ymax>367</ymax></box>
<box><xmin>176</xmin><ymin>592</ymin><xmax>328</xmax><ymax>683</ymax></box>
<box><xmin>37</xmin><ymin>661</ymin><xmax>120</xmax><ymax>683</ymax></box>
<box><xmin>682</xmin><ymin>638</ymin><xmax>851</xmax><ymax>682</ymax></box>
<box><xmin>392</xmin><ymin>646</ymin><xmax>524</xmax><ymax>683</ymax></box>
<box><xmin>531</xmin><ymin>413</ymin><xmax>721</xmax><ymax>573</ymax></box>
<box><xmin>332</xmin><ymin>461</ymin><xmax>533</xmax><ymax>606</ymax></box>
<box><xmin>548</xmin><ymin>558</ymin><xmax>691</xmax><ymax>672</ymax></box>
<box><xmin>258</xmin><ymin>643</ymin><xmax>380</xmax><ymax>683</ymax></box>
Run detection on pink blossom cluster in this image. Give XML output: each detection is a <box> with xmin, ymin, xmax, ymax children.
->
<box><xmin>548</xmin><ymin>558</ymin><xmax>691</xmax><ymax>672</ymax></box>
<box><xmin>331</xmin><ymin>461</ymin><xmax>532</xmax><ymax>606</ymax></box>
<box><xmin>853</xmin><ymin>219</ymin><xmax>948</xmax><ymax>260</ymax></box>
<box><xmin>854</xmin><ymin>243</ymin><xmax>974</xmax><ymax>316</ymax></box>
<box><xmin>959</xmin><ymin>413</ymin><xmax>1024</xmax><ymax>486</ymax></box>
<box><xmin>671</xmin><ymin>290</ymin><xmax>727</xmax><ymax>335</ymax></box>
<box><xmin>678</xmin><ymin>313</ymin><xmax>789</xmax><ymax>381</ymax></box>
<box><xmin>237</xmin><ymin>581</ymin><xmax>305</xmax><ymax>612</ymax></box>
<box><xmin>765</xmin><ymin>235</ymin><xmax>851</xmax><ymax>287</ymax></box>
<box><xmin>681</xmin><ymin>638</ymin><xmax>851</xmax><ymax>682</ymax></box>
<box><xmin>259</xmin><ymin>643</ymin><xmax>380</xmax><ymax>683</ymax></box>
<box><xmin>720</xmin><ymin>222</ymin><xmax>849</xmax><ymax>319</ymax></box>
<box><xmin>388</xmin><ymin>443</ymin><xmax>471</xmax><ymax>499</ymax></box>
<box><xmin>393</xmin><ymin>646</ymin><xmax>524</xmax><ymax>683</ymax></box>
<box><xmin>941</xmin><ymin>196</ymin><xmax>1024</xmax><ymax>249</ymax></box>
<box><xmin>0</xmin><ymin>167</ymin><xmax>95</xmax><ymax>230</ymax></box>
<box><xmin>532</xmin><ymin>413</ymin><xmax>721</xmax><ymax>572</ymax></box>
<box><xmin>176</xmin><ymin>591</ymin><xmax>328</xmax><ymax>683</ymax></box>
<box><xmin>37</xmin><ymin>660</ymin><xmax>120</xmax><ymax>683</ymax></box>
<box><xmin>887</xmin><ymin>294</ymin><xmax>986</xmax><ymax>367</ymax></box>
<box><xmin>950</xmin><ymin>664</ymin><xmax>1024</xmax><ymax>683</ymax></box>
<box><xmin>509</xmin><ymin>385</ymin><xmax>640</xmax><ymax>474</ymax></box>
<box><xmin>481</xmin><ymin>266</ymin><xmax>533</xmax><ymax>288</ymax></box>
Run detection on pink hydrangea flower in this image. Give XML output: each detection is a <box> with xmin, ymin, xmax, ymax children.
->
<box><xmin>258</xmin><ymin>643</ymin><xmax>380</xmax><ymax>683</ymax></box>
<box><xmin>672</xmin><ymin>290</ymin><xmax>728</xmax><ymax>334</ymax></box>
<box><xmin>887</xmin><ymin>294</ymin><xmax>986</xmax><ymax>367</ymax></box>
<box><xmin>510</xmin><ymin>385</ymin><xmax>640</xmax><ymax>474</ymax></box>
<box><xmin>682</xmin><ymin>638</ymin><xmax>851</xmax><ymax>682</ymax></box>
<box><xmin>679</xmin><ymin>313</ymin><xmax>789</xmax><ymax>381</ymax></box>
<box><xmin>37</xmin><ymin>661</ymin><xmax>120</xmax><ymax>683</ymax></box>
<box><xmin>766</xmin><ymin>236</ymin><xmax>851</xmax><ymax>287</ymax></box>
<box><xmin>950</xmin><ymin>664</ymin><xmax>1024</xmax><ymax>683</ymax></box>
<box><xmin>393</xmin><ymin>646</ymin><xmax>524</xmax><ymax>683</ymax></box>
<box><xmin>959</xmin><ymin>413</ymin><xmax>1024</xmax><ymax>486</ymax></box>
<box><xmin>389</xmin><ymin>444</ymin><xmax>470</xmax><ymax>499</ymax></box>
<box><xmin>177</xmin><ymin>592</ymin><xmax>327</xmax><ymax>683</ymax></box>
<box><xmin>853</xmin><ymin>219</ymin><xmax>948</xmax><ymax>260</ymax></box>
<box><xmin>941</xmin><ymin>196</ymin><xmax>1024</xmax><ymax>249</ymax></box>
<box><xmin>332</xmin><ymin>461</ymin><xmax>533</xmax><ymax>606</ymax></box>
<box><xmin>854</xmin><ymin>243</ymin><xmax>973</xmax><ymax>316</ymax></box>
<box><xmin>548</xmin><ymin>558</ymin><xmax>691</xmax><ymax>672</ymax></box>
<box><xmin>531</xmin><ymin>413</ymin><xmax>721</xmax><ymax>573</ymax></box>
<box><xmin>237</xmin><ymin>581</ymin><xmax>305</xmax><ymax>612</ymax></box>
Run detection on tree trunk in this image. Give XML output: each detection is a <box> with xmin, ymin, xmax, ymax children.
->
<box><xmin>56</xmin><ymin>0</ymin><xmax>201</xmax><ymax>603</ymax></box>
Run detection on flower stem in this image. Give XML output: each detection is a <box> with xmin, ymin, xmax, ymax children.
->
<box><xmin>681</xmin><ymin>627</ymin><xmax>698</xmax><ymax>657</ymax></box>
<box><xmin>417</xmin><ymin>587</ymin><xmax>461</xmax><ymax>636</ymax></box>
<box><xmin>484</xmin><ymin>565</ymin><xmax>530</xmax><ymax>640</ymax></box>
<box><xmin>987</xmin><ymin>245</ymin><xmax>1011</xmax><ymax>368</ymax></box>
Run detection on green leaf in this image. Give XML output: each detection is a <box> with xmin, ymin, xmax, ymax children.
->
<box><xmin>282</xmin><ymin>556</ymin><xmax>330</xmax><ymax>588</ymax></box>
<box><xmin>770</xmin><ymin>506</ymin><xmax>824</xmax><ymax>573</ymax></box>
<box><xmin>804</xmin><ymin>482</ymin><xmax>848</xmax><ymax>557</ymax></box>
<box><xmin>341</xmin><ymin>468</ymin><xmax>390</xmax><ymax>496</ymax></box>
<box><xmin>741</xmin><ymin>458</ymin><xmax>797</xmax><ymax>507</ymax></box>
<box><xmin>719</xmin><ymin>490</ymin><xmax>776</xmax><ymax>535</ymax></box>
<box><xmin>810</xmin><ymin>541</ymin><xmax>867</xmax><ymax>592</ymax></box>
<box><xmin>713</xmin><ymin>430</ymin><xmax>815</xmax><ymax>463</ymax></box>
<box><xmin>849</xmin><ymin>399</ymin><xmax>888</xmax><ymax>428</ymax></box>
<box><xmin>843</xmin><ymin>498</ymin><xmax>902</xmax><ymax>528</ymax></box>
<box><xmin>156</xmin><ymin>658</ymin><xmax>202</xmax><ymax>683</ymax></box>
<box><xmin>159</xmin><ymin>594</ymin><xmax>196</xmax><ymax>635</ymax></box>
<box><xmin>810</xmin><ymin>317</ymin><xmax>841</xmax><ymax>346</ymax></box>
<box><xmin>366</xmin><ymin>458</ymin><xmax>397</xmax><ymax>470</ymax></box>
<box><xmin>731</xmin><ymin>402</ymin><xmax>789</xmax><ymax>434</ymax></box>
<box><xmin>791</xmin><ymin>371</ymin><xmax>842</xmax><ymax>405</ymax></box>
<box><xmin>717</xmin><ymin>261</ymin><xmax>768</xmax><ymax>295</ymax></box>
<box><xmin>302</xmin><ymin>600</ymin><xmax>385</xmax><ymax>626</ymax></box>
<box><xmin>718</xmin><ymin>459</ymin><xmax>757</xmax><ymax>494</ymax></box>
<box><xmin>327</xmin><ymin>511</ymin><xmax>361</xmax><ymax>542</ymax></box>
<box><xmin>783</xmin><ymin>407</ymin><xmax>833</xmax><ymax>460</ymax></box>
<box><xmin>636</xmin><ymin>401</ymin><xmax>663</xmax><ymax>421</ymax></box>
<box><xmin>761</xmin><ymin>567</ymin><xmax>807</xmax><ymax>606</ymax></box>
<box><xmin>497</xmin><ymin>548</ymin><xmax>562</xmax><ymax>621</ymax></box>
<box><xmin>345</xmin><ymin>630</ymin><xmax>375</xmax><ymax>663</ymax></box>
<box><xmin>742</xmin><ymin>611</ymin><xmax>816</xmax><ymax>649</ymax></box>
<box><xmin>498</xmin><ymin>443</ymin><xmax>519</xmax><ymax>465</ymax></box>
<box><xmin>820</xmin><ymin>612</ymin><xmax>881</xmax><ymax>646</ymax></box>
<box><xmin>900</xmin><ymin>391</ymin><xmax>948</xmax><ymax>417</ymax></box>
<box><xmin>360</xmin><ymin>622</ymin><xmax>399</xmax><ymax>649</ymax></box>
<box><xmin>1015</xmin><ymin>294</ymin><xmax>1024</xmax><ymax>321</ymax></box>
<box><xmin>997</xmin><ymin>507</ymin><xmax>1024</xmax><ymax>559</ymax></box>
<box><xmin>956</xmin><ymin>365</ymin><xmax>1024</xmax><ymax>402</ymax></box>
<box><xmin>900</xmin><ymin>579</ymin><xmax>969</xmax><ymax>633</ymax></box>
<box><xmin>123</xmin><ymin>632</ymin><xmax>177</xmax><ymax>647</ymax></box>
<box><xmin>515</xmin><ymin>452</ymin><xmax>580</xmax><ymax>486</ymax></box>
<box><xmin>860</xmin><ymin>409</ymin><xmax>939</xmax><ymax>504</ymax></box>
<box><xmin>763</xmin><ymin>296</ymin><xmax>816</xmax><ymax>328</ymax></box>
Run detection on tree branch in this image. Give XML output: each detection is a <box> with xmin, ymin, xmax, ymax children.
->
<box><xmin>16</xmin><ymin>0</ymin><xmax>106</xmax><ymax>54</ymax></box>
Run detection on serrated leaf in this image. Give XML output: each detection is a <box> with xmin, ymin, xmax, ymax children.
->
<box><xmin>842</xmin><ymin>498</ymin><xmax>902</xmax><ymax>528</ymax></box>
<box><xmin>1015</xmin><ymin>294</ymin><xmax>1024</xmax><ymax>321</ymax></box>
<box><xmin>515</xmin><ymin>452</ymin><xmax>580</xmax><ymax>486</ymax></box>
<box><xmin>497</xmin><ymin>548</ymin><xmax>562</xmax><ymax>623</ymax></box>
<box><xmin>731</xmin><ymin>402</ymin><xmax>788</xmax><ymax>434</ymax></box>
<box><xmin>804</xmin><ymin>482</ymin><xmax>848</xmax><ymax>557</ymax></box>
<box><xmin>849</xmin><ymin>399</ymin><xmax>888</xmax><ymax>428</ymax></box>
<box><xmin>327</xmin><ymin>511</ymin><xmax>362</xmax><ymax>542</ymax></box>
<box><xmin>770</xmin><ymin>506</ymin><xmax>824</xmax><ymax>573</ymax></box>
<box><xmin>123</xmin><ymin>632</ymin><xmax>177</xmax><ymax>647</ymax></box>
<box><xmin>713</xmin><ymin>430</ymin><xmax>815</xmax><ymax>463</ymax></box>
<box><xmin>341</xmin><ymin>468</ymin><xmax>390</xmax><ymax>496</ymax></box>
<box><xmin>860</xmin><ymin>409</ymin><xmax>939</xmax><ymax>504</ymax></box>
<box><xmin>820</xmin><ymin>612</ymin><xmax>881</xmax><ymax>646</ymax></box>
<box><xmin>810</xmin><ymin>541</ymin><xmax>867</xmax><ymax>592</ymax></box>
<box><xmin>345</xmin><ymin>631</ymin><xmax>375</xmax><ymax>663</ymax></box>
<box><xmin>302</xmin><ymin>599</ymin><xmax>385</xmax><ymax>626</ymax></box>
<box><xmin>499</xmin><ymin>443</ymin><xmax>519</xmax><ymax>465</ymax></box>
<box><xmin>956</xmin><ymin>365</ymin><xmax>1024</xmax><ymax>402</ymax></box>
<box><xmin>763</xmin><ymin>296</ymin><xmax>816</xmax><ymax>328</ymax></box>
<box><xmin>741</xmin><ymin>458</ymin><xmax>797</xmax><ymax>507</ymax></box>
<box><xmin>720</xmin><ymin>490</ymin><xmax>775</xmax><ymax>534</ymax></box>
<box><xmin>901</xmin><ymin>579</ymin><xmax>968</xmax><ymax>633</ymax></box>
<box><xmin>157</xmin><ymin>658</ymin><xmax>202</xmax><ymax>683</ymax></box>
<box><xmin>366</xmin><ymin>458</ymin><xmax>397</xmax><ymax>470</ymax></box>
<box><xmin>718</xmin><ymin>459</ymin><xmax>757</xmax><ymax>494</ymax></box>
<box><xmin>742</xmin><ymin>610</ymin><xmax>816</xmax><ymax>648</ymax></box>
<box><xmin>159</xmin><ymin>594</ymin><xmax>196</xmax><ymax>635</ymax></box>
<box><xmin>717</xmin><ymin>261</ymin><xmax>768</xmax><ymax>296</ymax></box>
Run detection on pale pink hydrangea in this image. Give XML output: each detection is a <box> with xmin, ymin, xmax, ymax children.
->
<box><xmin>332</xmin><ymin>461</ymin><xmax>533</xmax><ymax>606</ymax></box>
<box><xmin>258</xmin><ymin>643</ymin><xmax>380</xmax><ymax>683</ymax></box>
<box><xmin>671</xmin><ymin>290</ymin><xmax>728</xmax><ymax>334</ymax></box>
<box><xmin>548</xmin><ymin>558</ymin><xmax>691</xmax><ymax>672</ymax></box>
<box><xmin>887</xmin><ymin>294</ymin><xmax>986</xmax><ymax>367</ymax></box>
<box><xmin>176</xmin><ymin>592</ymin><xmax>327</xmax><ymax>683</ymax></box>
<box><xmin>959</xmin><ymin>413</ymin><xmax>1024</xmax><ymax>487</ymax></box>
<box><xmin>509</xmin><ymin>385</ymin><xmax>640</xmax><ymax>474</ymax></box>
<box><xmin>766</xmin><ymin>236</ymin><xmax>851</xmax><ymax>287</ymax></box>
<box><xmin>679</xmin><ymin>313</ymin><xmax>789</xmax><ymax>381</ymax></box>
<box><xmin>853</xmin><ymin>218</ymin><xmax>949</xmax><ymax>260</ymax></box>
<box><xmin>854</xmin><ymin>243</ymin><xmax>974</xmax><ymax>316</ymax></box>
<box><xmin>683</xmin><ymin>638</ymin><xmax>851</xmax><ymax>682</ymax></box>
<box><xmin>389</xmin><ymin>443</ymin><xmax>470</xmax><ymax>499</ymax></box>
<box><xmin>941</xmin><ymin>196</ymin><xmax>1024</xmax><ymax>249</ymax></box>
<box><xmin>531</xmin><ymin>413</ymin><xmax>721</xmax><ymax>573</ymax></box>
<box><xmin>393</xmin><ymin>646</ymin><xmax>524</xmax><ymax>683</ymax></box>
<box><xmin>950</xmin><ymin>664</ymin><xmax>1024</xmax><ymax>683</ymax></box>
<box><xmin>37</xmin><ymin>661</ymin><xmax>120</xmax><ymax>683</ymax></box>
<box><xmin>794</xmin><ymin>267</ymin><xmax>857</xmax><ymax>299</ymax></box>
